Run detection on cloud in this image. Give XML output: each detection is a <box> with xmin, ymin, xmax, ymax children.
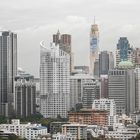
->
<box><xmin>1</xmin><ymin>0</ymin><xmax>140</xmax><ymax>76</ymax></box>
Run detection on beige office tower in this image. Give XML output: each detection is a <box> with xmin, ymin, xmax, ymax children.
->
<box><xmin>90</xmin><ymin>23</ymin><xmax>99</xmax><ymax>75</ymax></box>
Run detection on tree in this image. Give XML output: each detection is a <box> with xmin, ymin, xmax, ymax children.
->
<box><xmin>135</xmin><ymin>133</ymin><xmax>140</xmax><ymax>140</ymax></box>
<box><xmin>0</xmin><ymin>116</ymin><xmax>8</xmax><ymax>124</ymax></box>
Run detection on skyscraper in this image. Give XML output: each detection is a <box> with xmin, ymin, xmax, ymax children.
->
<box><xmin>100</xmin><ymin>75</ymin><xmax>108</xmax><ymax>98</ymax></box>
<box><xmin>108</xmin><ymin>67</ymin><xmax>135</xmax><ymax>115</ymax></box>
<box><xmin>133</xmin><ymin>48</ymin><xmax>140</xmax><ymax>66</ymax></box>
<box><xmin>82</xmin><ymin>81</ymin><xmax>100</xmax><ymax>109</ymax></box>
<box><xmin>40</xmin><ymin>41</ymin><xmax>70</xmax><ymax>118</ymax></box>
<box><xmin>53</xmin><ymin>31</ymin><xmax>73</xmax><ymax>73</ymax></box>
<box><xmin>0</xmin><ymin>31</ymin><xmax>17</xmax><ymax>117</ymax></box>
<box><xmin>90</xmin><ymin>22</ymin><xmax>99</xmax><ymax>75</ymax></box>
<box><xmin>99</xmin><ymin>51</ymin><xmax>109</xmax><ymax>76</ymax></box>
<box><xmin>135</xmin><ymin>68</ymin><xmax>140</xmax><ymax>111</ymax></box>
<box><xmin>70</xmin><ymin>74</ymin><xmax>95</xmax><ymax>109</ymax></box>
<box><xmin>116</xmin><ymin>37</ymin><xmax>134</xmax><ymax>66</ymax></box>
<box><xmin>14</xmin><ymin>74</ymin><xmax>36</xmax><ymax>118</ymax></box>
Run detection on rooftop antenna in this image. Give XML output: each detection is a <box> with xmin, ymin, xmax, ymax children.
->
<box><xmin>57</xmin><ymin>29</ymin><xmax>60</xmax><ymax>35</ymax></box>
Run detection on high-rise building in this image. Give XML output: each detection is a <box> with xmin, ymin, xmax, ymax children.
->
<box><xmin>14</xmin><ymin>74</ymin><xmax>36</xmax><ymax>118</ymax></box>
<box><xmin>40</xmin><ymin>41</ymin><xmax>70</xmax><ymax>118</ymax></box>
<box><xmin>108</xmin><ymin>66</ymin><xmax>135</xmax><ymax>115</ymax></box>
<box><xmin>109</xmin><ymin>52</ymin><xmax>114</xmax><ymax>70</ymax></box>
<box><xmin>82</xmin><ymin>81</ymin><xmax>100</xmax><ymax>109</ymax></box>
<box><xmin>94</xmin><ymin>59</ymin><xmax>99</xmax><ymax>77</ymax></box>
<box><xmin>116</xmin><ymin>37</ymin><xmax>134</xmax><ymax>67</ymax></box>
<box><xmin>0</xmin><ymin>31</ymin><xmax>17</xmax><ymax>117</ymax></box>
<box><xmin>53</xmin><ymin>31</ymin><xmax>73</xmax><ymax>73</ymax></box>
<box><xmin>134</xmin><ymin>48</ymin><xmax>140</xmax><ymax>66</ymax></box>
<box><xmin>100</xmin><ymin>75</ymin><xmax>108</xmax><ymax>98</ymax></box>
<box><xmin>135</xmin><ymin>68</ymin><xmax>140</xmax><ymax>111</ymax></box>
<box><xmin>90</xmin><ymin>22</ymin><xmax>99</xmax><ymax>75</ymax></box>
<box><xmin>99</xmin><ymin>51</ymin><xmax>109</xmax><ymax>76</ymax></box>
<box><xmin>70</xmin><ymin>74</ymin><xmax>95</xmax><ymax>109</ymax></box>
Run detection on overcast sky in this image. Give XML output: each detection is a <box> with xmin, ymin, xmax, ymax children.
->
<box><xmin>0</xmin><ymin>0</ymin><xmax>140</xmax><ymax>77</ymax></box>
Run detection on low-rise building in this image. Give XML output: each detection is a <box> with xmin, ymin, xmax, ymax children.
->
<box><xmin>0</xmin><ymin>129</ymin><xmax>17</xmax><ymax>139</ymax></box>
<box><xmin>68</xmin><ymin>109</ymin><xmax>108</xmax><ymax>126</ymax></box>
<box><xmin>0</xmin><ymin>119</ymin><xmax>47</xmax><ymax>139</ymax></box>
<box><xmin>62</xmin><ymin>123</ymin><xmax>87</xmax><ymax>140</ymax></box>
<box><xmin>0</xmin><ymin>119</ymin><xmax>30</xmax><ymax>138</ymax></box>
<box><xmin>106</xmin><ymin>123</ymin><xmax>139</xmax><ymax>140</ymax></box>
<box><xmin>50</xmin><ymin>122</ymin><xmax>70</xmax><ymax>134</ymax></box>
<box><xmin>52</xmin><ymin>132</ymin><xmax>75</xmax><ymax>140</ymax></box>
<box><xmin>25</xmin><ymin>125</ymin><xmax>48</xmax><ymax>140</ymax></box>
<box><xmin>92</xmin><ymin>98</ymin><xmax>116</xmax><ymax>126</ymax></box>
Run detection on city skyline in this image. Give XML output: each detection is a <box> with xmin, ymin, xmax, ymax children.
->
<box><xmin>0</xmin><ymin>0</ymin><xmax>140</xmax><ymax>76</ymax></box>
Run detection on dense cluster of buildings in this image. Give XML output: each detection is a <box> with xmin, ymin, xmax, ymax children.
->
<box><xmin>1</xmin><ymin>20</ymin><xmax>140</xmax><ymax>139</ymax></box>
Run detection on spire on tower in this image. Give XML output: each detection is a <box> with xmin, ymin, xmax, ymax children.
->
<box><xmin>57</xmin><ymin>29</ymin><xmax>60</xmax><ymax>35</ymax></box>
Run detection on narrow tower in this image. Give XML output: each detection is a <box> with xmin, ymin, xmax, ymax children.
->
<box><xmin>90</xmin><ymin>20</ymin><xmax>99</xmax><ymax>75</ymax></box>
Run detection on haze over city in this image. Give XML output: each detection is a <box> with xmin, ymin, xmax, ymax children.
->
<box><xmin>0</xmin><ymin>0</ymin><xmax>140</xmax><ymax>76</ymax></box>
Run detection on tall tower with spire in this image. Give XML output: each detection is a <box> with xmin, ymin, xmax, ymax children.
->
<box><xmin>90</xmin><ymin>20</ymin><xmax>99</xmax><ymax>75</ymax></box>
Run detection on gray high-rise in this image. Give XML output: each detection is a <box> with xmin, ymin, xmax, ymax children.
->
<box><xmin>108</xmin><ymin>68</ymin><xmax>135</xmax><ymax>115</ymax></box>
<box><xmin>0</xmin><ymin>31</ymin><xmax>17</xmax><ymax>117</ymax></box>
<box><xmin>99</xmin><ymin>51</ymin><xmax>114</xmax><ymax>76</ymax></box>
<box><xmin>82</xmin><ymin>81</ymin><xmax>100</xmax><ymax>109</ymax></box>
<box><xmin>14</xmin><ymin>74</ymin><xmax>36</xmax><ymax>118</ymax></box>
<box><xmin>99</xmin><ymin>51</ymin><xmax>109</xmax><ymax>75</ymax></box>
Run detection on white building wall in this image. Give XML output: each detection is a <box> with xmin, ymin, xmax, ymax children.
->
<box><xmin>40</xmin><ymin>42</ymin><xmax>70</xmax><ymax>118</ymax></box>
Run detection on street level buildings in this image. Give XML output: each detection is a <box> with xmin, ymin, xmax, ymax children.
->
<box><xmin>0</xmin><ymin>119</ymin><xmax>47</xmax><ymax>140</ymax></box>
<box><xmin>62</xmin><ymin>123</ymin><xmax>87</xmax><ymax>140</ymax></box>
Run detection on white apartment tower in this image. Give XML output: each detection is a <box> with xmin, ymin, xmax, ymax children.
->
<box><xmin>40</xmin><ymin>42</ymin><xmax>70</xmax><ymax>118</ymax></box>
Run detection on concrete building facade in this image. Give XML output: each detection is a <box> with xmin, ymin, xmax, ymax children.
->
<box><xmin>40</xmin><ymin>42</ymin><xmax>70</xmax><ymax>118</ymax></box>
<box><xmin>70</xmin><ymin>74</ymin><xmax>95</xmax><ymax>109</ymax></box>
<box><xmin>82</xmin><ymin>81</ymin><xmax>100</xmax><ymax>109</ymax></box>
<box><xmin>108</xmin><ymin>68</ymin><xmax>135</xmax><ymax>115</ymax></box>
<box><xmin>68</xmin><ymin>109</ymin><xmax>108</xmax><ymax>126</ymax></box>
<box><xmin>14</xmin><ymin>74</ymin><xmax>36</xmax><ymax>118</ymax></box>
<box><xmin>0</xmin><ymin>31</ymin><xmax>17</xmax><ymax>117</ymax></box>
<box><xmin>92</xmin><ymin>98</ymin><xmax>116</xmax><ymax>126</ymax></box>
